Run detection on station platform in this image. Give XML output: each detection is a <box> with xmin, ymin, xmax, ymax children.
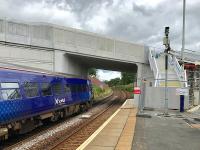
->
<box><xmin>77</xmin><ymin>99</ymin><xmax>137</xmax><ymax>150</ymax></box>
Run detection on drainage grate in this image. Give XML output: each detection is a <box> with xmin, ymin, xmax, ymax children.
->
<box><xmin>183</xmin><ymin>118</ymin><xmax>196</xmax><ymax>124</ymax></box>
<box><xmin>136</xmin><ymin>113</ymin><xmax>152</xmax><ymax>118</ymax></box>
<box><xmin>194</xmin><ymin>118</ymin><xmax>200</xmax><ymax>122</ymax></box>
<box><xmin>143</xmin><ymin>107</ymin><xmax>154</xmax><ymax>111</ymax></box>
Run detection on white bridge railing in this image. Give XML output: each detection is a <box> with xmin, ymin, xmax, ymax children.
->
<box><xmin>149</xmin><ymin>49</ymin><xmax>159</xmax><ymax>86</ymax></box>
<box><xmin>149</xmin><ymin>49</ymin><xmax>187</xmax><ymax>87</ymax></box>
<box><xmin>168</xmin><ymin>55</ymin><xmax>188</xmax><ymax>87</ymax></box>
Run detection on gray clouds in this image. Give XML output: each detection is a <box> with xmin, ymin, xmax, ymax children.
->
<box><xmin>0</xmin><ymin>0</ymin><xmax>200</xmax><ymax>51</ymax></box>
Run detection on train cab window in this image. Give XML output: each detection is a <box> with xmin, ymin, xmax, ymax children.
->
<box><xmin>82</xmin><ymin>85</ymin><xmax>86</xmax><ymax>92</ymax></box>
<box><xmin>52</xmin><ymin>83</ymin><xmax>62</xmax><ymax>95</ymax></box>
<box><xmin>79</xmin><ymin>85</ymin><xmax>83</xmax><ymax>92</ymax></box>
<box><xmin>24</xmin><ymin>82</ymin><xmax>39</xmax><ymax>98</ymax></box>
<box><xmin>41</xmin><ymin>83</ymin><xmax>52</xmax><ymax>96</ymax></box>
<box><xmin>0</xmin><ymin>82</ymin><xmax>21</xmax><ymax>100</ymax></box>
<box><xmin>64</xmin><ymin>84</ymin><xmax>71</xmax><ymax>93</ymax></box>
<box><xmin>85</xmin><ymin>85</ymin><xmax>89</xmax><ymax>92</ymax></box>
<box><xmin>77</xmin><ymin>85</ymin><xmax>82</xmax><ymax>92</ymax></box>
<box><xmin>70</xmin><ymin>84</ymin><xmax>77</xmax><ymax>93</ymax></box>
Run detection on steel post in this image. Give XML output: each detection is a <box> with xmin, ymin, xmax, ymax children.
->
<box><xmin>165</xmin><ymin>53</ymin><xmax>168</xmax><ymax>115</ymax></box>
<box><xmin>181</xmin><ymin>0</ymin><xmax>186</xmax><ymax>65</ymax></box>
<box><xmin>198</xmin><ymin>72</ymin><xmax>200</xmax><ymax>105</ymax></box>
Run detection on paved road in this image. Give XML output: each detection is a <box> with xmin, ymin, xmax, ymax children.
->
<box><xmin>194</xmin><ymin>107</ymin><xmax>200</xmax><ymax>116</ymax></box>
<box><xmin>132</xmin><ymin>111</ymin><xmax>200</xmax><ymax>150</ymax></box>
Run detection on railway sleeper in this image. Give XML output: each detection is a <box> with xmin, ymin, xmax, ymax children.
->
<box><xmin>0</xmin><ymin>127</ymin><xmax>8</xmax><ymax>140</ymax></box>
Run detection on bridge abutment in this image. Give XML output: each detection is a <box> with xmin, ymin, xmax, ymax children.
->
<box><xmin>54</xmin><ymin>50</ymin><xmax>88</xmax><ymax>78</ymax></box>
<box><xmin>135</xmin><ymin>63</ymin><xmax>153</xmax><ymax>107</ymax></box>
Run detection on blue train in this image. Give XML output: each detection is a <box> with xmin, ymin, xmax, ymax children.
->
<box><xmin>0</xmin><ymin>67</ymin><xmax>93</xmax><ymax>140</ymax></box>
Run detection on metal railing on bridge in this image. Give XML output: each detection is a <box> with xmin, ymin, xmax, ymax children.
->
<box><xmin>148</xmin><ymin>49</ymin><xmax>159</xmax><ymax>86</ymax></box>
<box><xmin>149</xmin><ymin>49</ymin><xmax>187</xmax><ymax>88</ymax></box>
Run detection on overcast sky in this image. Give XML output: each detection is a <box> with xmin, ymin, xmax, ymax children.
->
<box><xmin>0</xmin><ymin>0</ymin><xmax>199</xmax><ymax>80</ymax></box>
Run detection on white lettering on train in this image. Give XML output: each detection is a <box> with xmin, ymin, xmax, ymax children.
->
<box><xmin>55</xmin><ymin>98</ymin><xmax>66</xmax><ymax>105</ymax></box>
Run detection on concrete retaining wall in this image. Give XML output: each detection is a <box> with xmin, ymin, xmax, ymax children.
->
<box><xmin>144</xmin><ymin>87</ymin><xmax>189</xmax><ymax>109</ymax></box>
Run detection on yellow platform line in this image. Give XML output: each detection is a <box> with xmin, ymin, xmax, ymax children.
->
<box><xmin>76</xmin><ymin>100</ymin><xmax>129</xmax><ymax>150</ymax></box>
<box><xmin>190</xmin><ymin>124</ymin><xmax>200</xmax><ymax>129</ymax></box>
<box><xmin>115</xmin><ymin>109</ymin><xmax>137</xmax><ymax>150</ymax></box>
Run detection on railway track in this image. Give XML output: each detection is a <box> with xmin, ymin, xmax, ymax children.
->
<box><xmin>48</xmin><ymin>91</ymin><xmax>128</xmax><ymax>150</ymax></box>
<box><xmin>2</xmin><ymin>90</ymin><xmax>130</xmax><ymax>150</ymax></box>
<box><xmin>1</xmin><ymin>93</ymin><xmax>113</xmax><ymax>150</ymax></box>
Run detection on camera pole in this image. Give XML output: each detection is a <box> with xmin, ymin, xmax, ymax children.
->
<box><xmin>163</xmin><ymin>27</ymin><xmax>170</xmax><ymax>115</ymax></box>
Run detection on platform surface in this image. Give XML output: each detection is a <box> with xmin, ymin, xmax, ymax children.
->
<box><xmin>132</xmin><ymin>110</ymin><xmax>200</xmax><ymax>150</ymax></box>
<box><xmin>77</xmin><ymin>99</ymin><xmax>137</xmax><ymax>150</ymax></box>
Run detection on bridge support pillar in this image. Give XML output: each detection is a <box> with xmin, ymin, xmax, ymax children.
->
<box><xmin>135</xmin><ymin>63</ymin><xmax>153</xmax><ymax>108</ymax></box>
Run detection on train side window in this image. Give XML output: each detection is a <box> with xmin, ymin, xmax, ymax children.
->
<box><xmin>0</xmin><ymin>82</ymin><xmax>21</xmax><ymax>100</ymax></box>
<box><xmin>64</xmin><ymin>84</ymin><xmax>71</xmax><ymax>93</ymax></box>
<box><xmin>24</xmin><ymin>82</ymin><xmax>39</xmax><ymax>98</ymax></box>
<box><xmin>1</xmin><ymin>89</ymin><xmax>21</xmax><ymax>100</ymax></box>
<box><xmin>52</xmin><ymin>83</ymin><xmax>62</xmax><ymax>95</ymax></box>
<box><xmin>41</xmin><ymin>83</ymin><xmax>52</xmax><ymax>96</ymax></box>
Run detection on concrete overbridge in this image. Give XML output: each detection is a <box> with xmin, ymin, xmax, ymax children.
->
<box><xmin>0</xmin><ymin>18</ymin><xmax>191</xmax><ymax>110</ymax></box>
<box><xmin>0</xmin><ymin>19</ymin><xmax>150</xmax><ymax>80</ymax></box>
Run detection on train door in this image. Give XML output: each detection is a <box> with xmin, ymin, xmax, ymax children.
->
<box><xmin>87</xmin><ymin>80</ymin><xmax>94</xmax><ymax>100</ymax></box>
<box><xmin>64</xmin><ymin>83</ymin><xmax>72</xmax><ymax>103</ymax></box>
<box><xmin>52</xmin><ymin>81</ymin><xmax>66</xmax><ymax>106</ymax></box>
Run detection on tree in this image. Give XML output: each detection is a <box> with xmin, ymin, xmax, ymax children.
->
<box><xmin>88</xmin><ymin>68</ymin><xmax>97</xmax><ymax>76</ymax></box>
<box><xmin>121</xmin><ymin>72</ymin><xmax>136</xmax><ymax>85</ymax></box>
<box><xmin>104</xmin><ymin>72</ymin><xmax>136</xmax><ymax>87</ymax></box>
<box><xmin>106</xmin><ymin>78</ymin><xmax>121</xmax><ymax>87</ymax></box>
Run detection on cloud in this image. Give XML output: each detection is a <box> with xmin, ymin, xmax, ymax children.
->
<box><xmin>1</xmin><ymin>0</ymin><xmax>200</xmax><ymax>81</ymax></box>
<box><xmin>0</xmin><ymin>0</ymin><xmax>81</xmax><ymax>28</ymax></box>
<box><xmin>1</xmin><ymin>0</ymin><xmax>200</xmax><ymax>51</ymax></box>
<box><xmin>97</xmin><ymin>69</ymin><xmax>121</xmax><ymax>81</ymax></box>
